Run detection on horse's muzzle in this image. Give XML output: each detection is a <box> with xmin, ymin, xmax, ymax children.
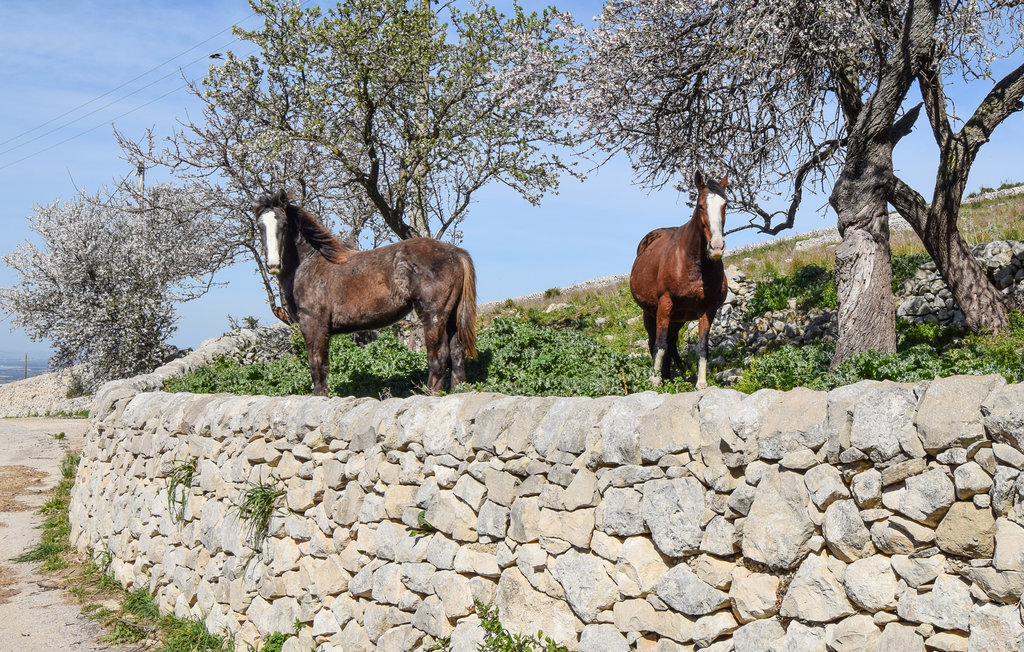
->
<box><xmin>268</xmin><ymin>264</ymin><xmax>281</xmax><ymax>276</ymax></box>
<box><xmin>708</xmin><ymin>238</ymin><xmax>725</xmax><ymax>260</ymax></box>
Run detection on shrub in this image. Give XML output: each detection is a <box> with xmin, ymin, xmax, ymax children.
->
<box><xmin>745</xmin><ymin>265</ymin><xmax>836</xmax><ymax>319</ymax></box>
<box><xmin>464</xmin><ymin>317</ymin><xmax>668</xmax><ymax>396</ymax></box>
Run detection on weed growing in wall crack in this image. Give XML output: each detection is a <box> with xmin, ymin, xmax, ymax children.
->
<box><xmin>165</xmin><ymin>456</ymin><xmax>198</xmax><ymax>524</ymax></box>
<box><xmin>237</xmin><ymin>475</ymin><xmax>287</xmax><ymax>554</ymax></box>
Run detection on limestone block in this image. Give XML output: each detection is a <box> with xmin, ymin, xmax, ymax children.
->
<box><xmin>843</xmin><ymin>555</ymin><xmax>896</xmax><ymax>612</ymax></box>
<box><xmin>850</xmin><ymin>384</ymin><xmax>922</xmax><ymax>462</ymax></box>
<box><xmin>981</xmin><ymin>383</ymin><xmax>1024</xmax><ymax>451</ymax></box>
<box><xmin>804</xmin><ymin>464</ymin><xmax>849</xmax><ymax>510</ymax></box>
<box><xmin>701</xmin><ymin>515</ymin><xmax>738</xmax><ymax>556</ymax></box>
<box><xmin>692</xmin><ymin>611</ymin><xmax>738</xmax><ymax>648</ymax></box>
<box><xmin>611</xmin><ymin>598</ymin><xmax>694</xmax><ymax>643</ymax></box>
<box><xmin>826</xmin><ymin>614</ymin><xmax>883</xmax><ymax>652</ymax></box>
<box><xmin>953</xmin><ymin>461</ymin><xmax>993</xmax><ymax>499</ymax></box>
<box><xmin>549</xmin><ymin>550</ymin><xmax>618</xmax><ymax>623</ymax></box>
<box><xmin>597</xmin><ymin>487</ymin><xmax>646</xmax><ymax>537</ymax></box>
<box><xmin>654</xmin><ymin>565</ymin><xmax>730</xmax><ymax>616</ymax></box>
<box><xmin>916</xmin><ymin>374</ymin><xmax>1005</xmax><ymax>453</ymax></box>
<box><xmin>935</xmin><ymin>501</ymin><xmax>995</xmax><ymax>558</ymax></box>
<box><xmin>495</xmin><ymin>568</ymin><xmax>579</xmax><ymax>647</ymax></box>
<box><xmin>881</xmin><ymin>469</ymin><xmax>954</xmax><ymax>526</ymax></box>
<box><xmin>967</xmin><ymin>603</ymin><xmax>1024</xmax><ymax>652</ymax></box>
<box><xmin>616</xmin><ymin>537</ymin><xmax>669</xmax><ymax>596</ymax></box>
<box><xmin>412</xmin><ymin>594</ymin><xmax>452</xmax><ymax>639</ymax></box>
<box><xmin>896</xmin><ymin>574</ymin><xmax>971</xmax><ymax>632</ymax></box>
<box><xmin>732</xmin><ymin>618</ymin><xmax>785</xmax><ymax>652</ymax></box>
<box><xmin>960</xmin><ymin>566</ymin><xmax>1024</xmax><ymax>604</ymax></box>
<box><xmin>640</xmin><ymin>477</ymin><xmax>705</xmax><ymax>557</ymax></box>
<box><xmin>730</xmin><ymin>567</ymin><xmax>780</xmax><ymax>623</ymax></box>
<box><xmin>994</xmin><ymin>517</ymin><xmax>1024</xmax><ymax>571</ymax></box>
<box><xmin>780</xmin><ymin>553</ymin><xmax>855</xmax><ymax>623</ymax></box>
<box><xmin>823</xmin><ymin>499</ymin><xmax>875</xmax><ymax>562</ymax></box>
<box><xmin>774</xmin><ymin>620</ymin><xmax>827</xmax><ymax>652</ymax></box>
<box><xmin>453</xmin><ymin>546</ymin><xmax>500</xmax><ymax>578</ymax></box>
<box><xmin>869</xmin><ymin>515</ymin><xmax>935</xmax><ymax>555</ymax></box>
<box><xmin>742</xmin><ymin>471</ymin><xmax>815</xmax><ymax>570</ymax></box>
<box><xmin>579</xmin><ymin>623</ymin><xmax>630</xmax><ymax>652</ymax></box>
<box><xmin>889</xmin><ymin>553</ymin><xmax>943</xmax><ymax>589</ymax></box>
<box><xmin>477</xmin><ymin>500</ymin><xmax>509</xmax><ymax>540</ymax></box>
<box><xmin>872</xmin><ymin>622</ymin><xmax>921</xmax><ymax>650</ymax></box>
<box><xmin>851</xmin><ymin>469</ymin><xmax>882</xmax><ymax>508</ymax></box>
<box><xmin>538</xmin><ymin>506</ymin><xmax>594</xmax><ymax>549</ymax></box>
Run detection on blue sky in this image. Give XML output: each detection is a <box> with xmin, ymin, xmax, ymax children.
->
<box><xmin>1</xmin><ymin>1</ymin><xmax>1021</xmax><ymax>361</ymax></box>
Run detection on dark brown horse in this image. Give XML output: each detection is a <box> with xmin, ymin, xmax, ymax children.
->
<box><xmin>253</xmin><ymin>191</ymin><xmax>477</xmax><ymax>396</ymax></box>
<box><xmin>630</xmin><ymin>172</ymin><xmax>729</xmax><ymax>389</ymax></box>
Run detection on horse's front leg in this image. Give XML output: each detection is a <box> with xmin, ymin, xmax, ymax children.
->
<box><xmin>303</xmin><ymin>326</ymin><xmax>331</xmax><ymax>397</ymax></box>
<box><xmin>695</xmin><ymin>312</ymin><xmax>712</xmax><ymax>390</ymax></box>
<box><xmin>650</xmin><ymin>295</ymin><xmax>673</xmax><ymax>386</ymax></box>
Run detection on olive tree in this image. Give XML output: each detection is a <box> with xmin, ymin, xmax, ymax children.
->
<box><xmin>560</xmin><ymin>0</ymin><xmax>1024</xmax><ymax>366</ymax></box>
<box><xmin>0</xmin><ymin>183</ymin><xmax>235</xmax><ymax>389</ymax></box>
<box><xmin>123</xmin><ymin>0</ymin><xmax>579</xmax><ymax>319</ymax></box>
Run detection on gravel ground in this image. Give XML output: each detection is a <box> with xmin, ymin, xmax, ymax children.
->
<box><xmin>0</xmin><ymin>417</ymin><xmax>132</xmax><ymax>651</ymax></box>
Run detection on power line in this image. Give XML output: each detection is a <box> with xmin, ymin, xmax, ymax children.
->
<box><xmin>0</xmin><ymin>44</ymin><xmax>260</xmax><ymax>173</ymax></box>
<box><xmin>0</xmin><ymin>11</ymin><xmax>257</xmax><ymax>151</ymax></box>
<box><xmin>0</xmin><ymin>38</ymin><xmax>249</xmax><ymax>159</ymax></box>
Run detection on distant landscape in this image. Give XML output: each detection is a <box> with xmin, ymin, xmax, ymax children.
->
<box><xmin>0</xmin><ymin>353</ymin><xmax>49</xmax><ymax>384</ymax></box>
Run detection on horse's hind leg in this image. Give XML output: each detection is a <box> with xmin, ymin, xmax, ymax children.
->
<box><xmin>650</xmin><ymin>295</ymin><xmax>673</xmax><ymax>386</ymax></box>
<box><xmin>667</xmin><ymin>322</ymin><xmax>685</xmax><ymax>380</ymax></box>
<box><xmin>422</xmin><ymin>315</ymin><xmax>451</xmax><ymax>394</ymax></box>
<box><xmin>447</xmin><ymin>313</ymin><xmax>467</xmax><ymax>388</ymax></box>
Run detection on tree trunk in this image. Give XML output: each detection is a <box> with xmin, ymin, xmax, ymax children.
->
<box><xmin>831</xmin><ymin>189</ymin><xmax>897</xmax><ymax>368</ymax></box>
<box><xmin>926</xmin><ymin>228</ymin><xmax>1007</xmax><ymax>331</ymax></box>
<box><xmin>890</xmin><ymin>179</ymin><xmax>1008</xmax><ymax>332</ymax></box>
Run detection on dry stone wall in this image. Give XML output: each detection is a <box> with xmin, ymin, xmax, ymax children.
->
<box><xmin>68</xmin><ymin>332</ymin><xmax>1024</xmax><ymax>652</ymax></box>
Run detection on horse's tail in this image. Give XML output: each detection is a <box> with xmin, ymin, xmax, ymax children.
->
<box><xmin>456</xmin><ymin>250</ymin><xmax>478</xmax><ymax>359</ymax></box>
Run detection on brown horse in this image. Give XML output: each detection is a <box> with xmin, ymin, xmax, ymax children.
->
<box><xmin>253</xmin><ymin>191</ymin><xmax>477</xmax><ymax>396</ymax></box>
<box><xmin>630</xmin><ymin>172</ymin><xmax>729</xmax><ymax>389</ymax></box>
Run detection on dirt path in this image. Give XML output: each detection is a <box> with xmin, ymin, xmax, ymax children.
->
<box><xmin>0</xmin><ymin>417</ymin><xmax>131</xmax><ymax>651</ymax></box>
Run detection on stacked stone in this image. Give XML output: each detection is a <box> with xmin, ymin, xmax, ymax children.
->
<box><xmin>895</xmin><ymin>240</ymin><xmax>1024</xmax><ymax>328</ymax></box>
<box><xmin>223</xmin><ymin>324</ymin><xmax>295</xmax><ymax>365</ymax></box>
<box><xmin>69</xmin><ymin>334</ymin><xmax>1024</xmax><ymax>652</ymax></box>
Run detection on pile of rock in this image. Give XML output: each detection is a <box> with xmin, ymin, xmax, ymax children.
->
<box><xmin>0</xmin><ymin>367</ymin><xmax>92</xmax><ymax>418</ymax></box>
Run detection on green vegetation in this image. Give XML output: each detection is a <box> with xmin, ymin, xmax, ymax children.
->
<box><xmin>13</xmin><ymin>452</ymin><xmax>78</xmax><ymax>570</ymax></box>
<box><xmin>474</xmin><ymin>600</ymin><xmax>571</xmax><ymax>652</ymax></box>
<box><xmin>409</xmin><ymin>510</ymin><xmax>439</xmax><ymax>538</ymax></box>
<box><xmin>237</xmin><ymin>475</ymin><xmax>287</xmax><ymax>553</ymax></box>
<box><xmin>736</xmin><ymin>313</ymin><xmax>1023</xmax><ymax>392</ymax></box>
<box><xmin>166</xmin><ymin>456</ymin><xmax>198</xmax><ymax>524</ymax></box>
<box><xmin>744</xmin><ymin>264</ymin><xmax>837</xmax><ymax>319</ymax></box>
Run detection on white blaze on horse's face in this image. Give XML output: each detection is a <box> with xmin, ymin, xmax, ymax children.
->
<box><xmin>705</xmin><ymin>191</ymin><xmax>726</xmax><ymax>260</ymax></box>
<box><xmin>260</xmin><ymin>210</ymin><xmax>282</xmax><ymax>275</ymax></box>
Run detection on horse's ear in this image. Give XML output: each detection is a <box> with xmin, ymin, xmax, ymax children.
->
<box><xmin>719</xmin><ymin>175</ymin><xmax>729</xmax><ymax>188</ymax></box>
<box><xmin>694</xmin><ymin>170</ymin><xmax>706</xmax><ymax>189</ymax></box>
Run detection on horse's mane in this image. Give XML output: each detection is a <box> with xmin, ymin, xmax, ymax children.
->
<box><xmin>287</xmin><ymin>203</ymin><xmax>353</xmax><ymax>264</ymax></box>
<box><xmin>255</xmin><ymin>191</ymin><xmax>353</xmax><ymax>264</ymax></box>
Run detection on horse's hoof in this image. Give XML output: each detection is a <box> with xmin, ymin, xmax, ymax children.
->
<box><xmin>695</xmin><ymin>381</ymin><xmax>708</xmax><ymax>390</ymax></box>
<box><xmin>649</xmin><ymin>375</ymin><xmax>662</xmax><ymax>387</ymax></box>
